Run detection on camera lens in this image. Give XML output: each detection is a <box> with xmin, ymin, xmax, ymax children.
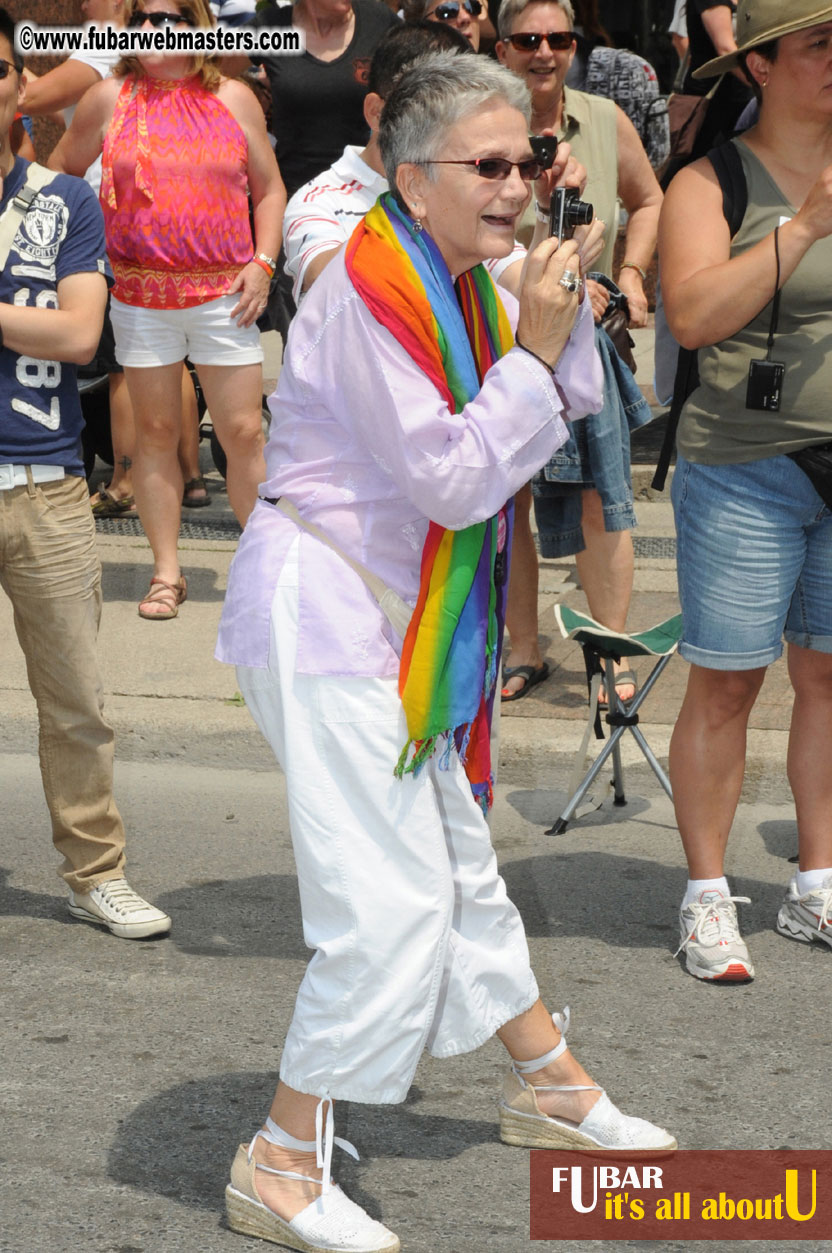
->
<box><xmin>566</xmin><ymin>198</ymin><xmax>594</xmax><ymax>227</ymax></box>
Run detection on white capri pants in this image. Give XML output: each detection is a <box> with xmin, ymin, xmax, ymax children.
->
<box><xmin>237</xmin><ymin>539</ymin><xmax>538</xmax><ymax>1104</ymax></box>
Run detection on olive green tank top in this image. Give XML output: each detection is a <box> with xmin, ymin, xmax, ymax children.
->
<box><xmin>679</xmin><ymin>138</ymin><xmax>832</xmax><ymax>465</ymax></box>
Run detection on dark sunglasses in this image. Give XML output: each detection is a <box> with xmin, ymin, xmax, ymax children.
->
<box><xmin>430</xmin><ymin>155</ymin><xmax>546</xmax><ymax>181</ymax></box>
<box><xmin>507</xmin><ymin>30</ymin><xmax>574</xmax><ymax>51</ymax></box>
<box><xmin>430</xmin><ymin>0</ymin><xmax>482</xmax><ymax>19</ymax></box>
<box><xmin>127</xmin><ymin>10</ymin><xmax>196</xmax><ymax>28</ymax></box>
<box><xmin>0</xmin><ymin>58</ymin><xmax>19</xmax><ymax>78</ymax></box>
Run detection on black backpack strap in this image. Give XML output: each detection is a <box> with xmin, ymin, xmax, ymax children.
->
<box><xmin>707</xmin><ymin>140</ymin><xmax>748</xmax><ymax>238</ymax></box>
<box><xmin>651</xmin><ymin>141</ymin><xmax>747</xmax><ymax>491</ymax></box>
<box><xmin>651</xmin><ymin>346</ymin><xmax>698</xmax><ymax>491</ymax></box>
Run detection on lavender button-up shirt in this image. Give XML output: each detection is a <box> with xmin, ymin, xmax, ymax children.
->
<box><xmin>216</xmin><ymin>252</ymin><xmax>603</xmax><ymax>676</ymax></box>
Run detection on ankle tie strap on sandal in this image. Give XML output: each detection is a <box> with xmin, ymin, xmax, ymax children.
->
<box><xmin>510</xmin><ymin>1007</ymin><xmax>601</xmax><ymax>1095</ymax></box>
<box><xmin>248</xmin><ymin>1100</ymin><xmax>359</xmax><ymax>1195</ymax></box>
<box><xmin>500</xmin><ymin>1007</ymin><xmax>677</xmax><ymax>1152</ymax></box>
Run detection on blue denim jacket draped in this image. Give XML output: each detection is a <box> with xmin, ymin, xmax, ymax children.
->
<box><xmin>532</xmin><ymin>324</ymin><xmax>654</xmax><ymax>557</ymax></box>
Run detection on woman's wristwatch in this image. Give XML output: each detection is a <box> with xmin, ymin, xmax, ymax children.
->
<box><xmin>252</xmin><ymin>252</ymin><xmax>277</xmax><ymax>278</ymax></box>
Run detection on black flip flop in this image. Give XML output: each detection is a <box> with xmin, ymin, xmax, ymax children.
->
<box><xmin>501</xmin><ymin>661</ymin><xmax>551</xmax><ymax>702</ymax></box>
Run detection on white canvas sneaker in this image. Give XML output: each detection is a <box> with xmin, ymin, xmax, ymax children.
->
<box><xmin>68</xmin><ymin>878</ymin><xmax>171</xmax><ymax>939</ymax></box>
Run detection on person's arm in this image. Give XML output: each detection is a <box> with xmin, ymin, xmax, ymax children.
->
<box><xmin>699</xmin><ymin>3</ymin><xmax>736</xmax><ymax>56</ymax></box>
<box><xmin>219</xmin><ymin>77</ymin><xmax>287</xmax><ymax>327</ymax></box>
<box><xmin>0</xmin><ymin>271</ymin><xmax>107</xmax><ymax>363</ymax></box>
<box><xmin>486</xmin><ymin>245</ymin><xmax>526</xmax><ymax>300</ymax></box>
<box><xmin>22</xmin><ymin>59</ymin><xmax>101</xmax><ymax>114</ymax></box>
<box><xmin>283</xmin><ymin>188</ymin><xmax>350</xmax><ymax>300</ymax></box>
<box><xmin>658</xmin><ymin>155</ymin><xmax>832</xmax><ymax>348</ymax></box>
<box><xmin>700</xmin><ymin>2</ymin><xmax>747</xmax><ymax>82</ymax></box>
<box><xmin>47</xmin><ymin>76</ymin><xmax>118</xmax><ymax>175</ymax></box>
<box><xmin>297</xmin><ymin>241</ymin><xmax>601</xmax><ymax>531</ymax></box>
<box><xmin>11</xmin><ymin>117</ymin><xmax>36</xmax><ymax>160</ymax></box>
<box><xmin>297</xmin><ymin>247</ymin><xmax>341</xmax><ymax>293</ymax></box>
<box><xmin>613</xmin><ymin>106</ymin><xmax>663</xmax><ymax>328</ymax></box>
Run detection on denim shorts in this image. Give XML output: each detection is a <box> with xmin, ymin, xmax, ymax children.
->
<box><xmin>672</xmin><ymin>452</ymin><xmax>832</xmax><ymax>669</ymax></box>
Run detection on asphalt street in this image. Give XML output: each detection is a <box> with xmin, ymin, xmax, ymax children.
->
<box><xmin>1</xmin><ymin>327</ymin><xmax>829</xmax><ymax>1253</ymax></box>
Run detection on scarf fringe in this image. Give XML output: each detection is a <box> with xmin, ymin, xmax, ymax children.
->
<box><xmin>470</xmin><ymin>779</ymin><xmax>494</xmax><ymax>816</ymax></box>
<box><xmin>394</xmin><ymin>735</ymin><xmax>438</xmax><ymax>780</ymax></box>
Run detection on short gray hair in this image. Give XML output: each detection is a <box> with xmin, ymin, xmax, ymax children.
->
<box><xmin>497</xmin><ymin>0</ymin><xmax>574</xmax><ymax>41</ymax></box>
<box><xmin>379</xmin><ymin>52</ymin><xmax>531</xmax><ymax>204</ymax></box>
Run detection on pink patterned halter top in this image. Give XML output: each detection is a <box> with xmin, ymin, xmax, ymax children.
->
<box><xmin>101</xmin><ymin>74</ymin><xmax>253</xmax><ymax>309</ymax></box>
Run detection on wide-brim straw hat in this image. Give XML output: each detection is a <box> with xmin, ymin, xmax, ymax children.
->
<box><xmin>693</xmin><ymin>0</ymin><xmax>832</xmax><ymax>78</ymax></box>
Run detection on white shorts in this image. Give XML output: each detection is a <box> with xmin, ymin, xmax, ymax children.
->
<box><xmin>111</xmin><ymin>293</ymin><xmax>264</xmax><ymax>368</ymax></box>
<box><xmin>236</xmin><ymin>538</ymin><xmax>538</xmax><ymax>1105</ymax></box>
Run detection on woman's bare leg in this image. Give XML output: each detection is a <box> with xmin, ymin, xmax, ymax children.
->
<box><xmin>574</xmin><ymin>488</ymin><xmax>635</xmax><ymax>700</ymax></box>
<box><xmin>246</xmin><ymin>1082</ymin><xmax>327</xmax><ymax>1221</ymax></box>
<box><xmin>498</xmin><ymin>999</ymin><xmax>600</xmax><ymax>1124</ymax></box>
<box><xmin>787</xmin><ymin>643</ymin><xmax>832</xmax><ymax>870</ymax></box>
<box><xmin>124</xmin><ymin>362</ymin><xmax>185</xmax><ymax>594</ymax></box>
<box><xmin>104</xmin><ymin>372</ymin><xmax>135</xmax><ymax>500</ymax></box>
<box><xmin>195</xmin><ymin>362</ymin><xmax>265</xmax><ymax>525</ymax></box>
<box><xmin>177</xmin><ymin>364</ymin><xmax>204</xmax><ymax>498</ymax></box>
<box><xmin>669</xmin><ymin>662</ymin><xmax>766</xmax><ymax>877</ymax></box>
<box><xmin>503</xmin><ymin>481</ymin><xmax>546</xmax><ymax>696</ymax></box>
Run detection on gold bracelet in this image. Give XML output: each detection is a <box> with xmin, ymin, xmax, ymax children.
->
<box><xmin>620</xmin><ymin>261</ymin><xmax>647</xmax><ymax>281</ymax></box>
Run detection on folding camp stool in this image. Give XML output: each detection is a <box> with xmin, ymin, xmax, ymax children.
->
<box><xmin>547</xmin><ymin>604</ymin><xmax>683</xmax><ymax>835</ymax></box>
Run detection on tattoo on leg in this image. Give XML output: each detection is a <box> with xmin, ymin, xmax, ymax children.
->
<box><xmin>119</xmin><ymin>456</ymin><xmax>132</xmax><ymax>472</ymax></box>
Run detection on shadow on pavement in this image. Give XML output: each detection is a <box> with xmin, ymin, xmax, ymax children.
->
<box><xmin>499</xmin><ymin>849</ymin><xmax>789</xmax><ymax>946</ymax></box>
<box><xmin>153</xmin><ymin>874</ymin><xmax>305</xmax><ymax>960</ymax></box>
<box><xmin>106</xmin><ymin>1073</ymin><xmax>496</xmax><ymax>1216</ymax></box>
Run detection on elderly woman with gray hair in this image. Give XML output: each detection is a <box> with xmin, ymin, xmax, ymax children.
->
<box><xmin>218</xmin><ymin>52</ymin><xmax>675</xmax><ymax>1253</ymax></box>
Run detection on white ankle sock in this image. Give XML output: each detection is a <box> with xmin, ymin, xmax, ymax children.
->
<box><xmin>683</xmin><ymin>876</ymin><xmax>730</xmax><ymax>907</ymax></box>
<box><xmin>795</xmin><ymin>867</ymin><xmax>832</xmax><ymax>895</ymax></box>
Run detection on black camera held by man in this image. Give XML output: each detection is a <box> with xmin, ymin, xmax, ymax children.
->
<box><xmin>549</xmin><ymin>187</ymin><xmax>593</xmax><ymax>245</ymax></box>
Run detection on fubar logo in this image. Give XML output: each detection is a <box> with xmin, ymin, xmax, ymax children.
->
<box><xmin>530</xmin><ymin>1151</ymin><xmax>830</xmax><ymax>1241</ymax></box>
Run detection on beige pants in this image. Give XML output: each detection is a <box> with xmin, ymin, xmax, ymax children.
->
<box><xmin>0</xmin><ymin>472</ymin><xmax>126</xmax><ymax>891</ymax></box>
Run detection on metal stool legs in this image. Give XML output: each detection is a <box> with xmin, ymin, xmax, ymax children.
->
<box><xmin>547</xmin><ymin>650</ymin><xmax>674</xmax><ymax>836</ymax></box>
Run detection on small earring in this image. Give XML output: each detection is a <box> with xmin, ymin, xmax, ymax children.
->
<box><xmin>412</xmin><ymin>217</ymin><xmax>423</xmax><ymax>233</ymax></box>
<box><xmin>761</xmin><ymin>77</ymin><xmax>768</xmax><ymax>87</ymax></box>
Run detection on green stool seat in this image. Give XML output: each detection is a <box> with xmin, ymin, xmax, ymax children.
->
<box><xmin>549</xmin><ymin>605</ymin><xmax>683</xmax><ymax>834</ymax></box>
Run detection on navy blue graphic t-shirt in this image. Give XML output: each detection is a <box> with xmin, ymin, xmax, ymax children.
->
<box><xmin>0</xmin><ymin>159</ymin><xmax>108</xmax><ymax>475</ymax></box>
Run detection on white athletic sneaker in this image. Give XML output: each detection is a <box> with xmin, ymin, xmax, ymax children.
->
<box><xmin>676</xmin><ymin>889</ymin><xmax>754</xmax><ymax>982</ymax></box>
<box><xmin>68</xmin><ymin>878</ymin><xmax>171</xmax><ymax>939</ymax></box>
<box><xmin>776</xmin><ymin>875</ymin><xmax>832</xmax><ymax>948</ymax></box>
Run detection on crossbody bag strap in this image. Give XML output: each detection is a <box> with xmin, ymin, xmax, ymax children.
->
<box><xmin>0</xmin><ymin>163</ymin><xmax>56</xmax><ymax>270</ymax></box>
<box><xmin>266</xmin><ymin>496</ymin><xmax>413</xmax><ymax>638</ymax></box>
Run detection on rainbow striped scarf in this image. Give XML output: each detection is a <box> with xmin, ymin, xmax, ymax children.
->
<box><xmin>345</xmin><ymin>193</ymin><xmax>514</xmax><ymax>811</ymax></box>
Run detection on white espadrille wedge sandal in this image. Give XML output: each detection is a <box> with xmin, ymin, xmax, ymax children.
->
<box><xmin>499</xmin><ymin>1009</ymin><xmax>677</xmax><ymax>1153</ymax></box>
<box><xmin>225</xmin><ymin>1099</ymin><xmax>400</xmax><ymax>1253</ymax></box>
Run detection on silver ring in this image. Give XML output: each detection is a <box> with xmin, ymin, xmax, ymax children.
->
<box><xmin>559</xmin><ymin>269</ymin><xmax>581</xmax><ymax>294</ymax></box>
